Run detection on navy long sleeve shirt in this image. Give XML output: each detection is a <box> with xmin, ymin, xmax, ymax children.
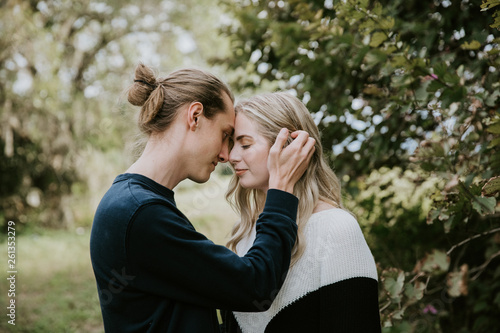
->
<box><xmin>90</xmin><ymin>173</ymin><xmax>298</xmax><ymax>332</ymax></box>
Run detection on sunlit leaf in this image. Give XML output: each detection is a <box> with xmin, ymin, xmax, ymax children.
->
<box><xmin>480</xmin><ymin>0</ymin><xmax>500</xmax><ymax>11</ymax></box>
<box><xmin>370</xmin><ymin>32</ymin><xmax>387</xmax><ymax>47</ymax></box>
<box><xmin>489</xmin><ymin>137</ymin><xmax>500</xmax><ymax>149</ymax></box>
<box><xmin>379</xmin><ymin>17</ymin><xmax>395</xmax><ymax>30</ymax></box>
<box><xmin>482</xmin><ymin>176</ymin><xmax>500</xmax><ymax>196</ymax></box>
<box><xmin>487</xmin><ymin>121</ymin><xmax>500</xmax><ymax>134</ymax></box>
<box><xmin>446</xmin><ymin>264</ymin><xmax>469</xmax><ymax>297</ymax></box>
<box><xmin>461</xmin><ymin>40</ymin><xmax>481</xmax><ymax>50</ymax></box>
<box><xmin>416</xmin><ymin>250</ymin><xmax>450</xmax><ymax>274</ymax></box>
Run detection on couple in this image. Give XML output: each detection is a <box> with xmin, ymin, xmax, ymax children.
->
<box><xmin>90</xmin><ymin>64</ymin><xmax>381</xmax><ymax>333</ymax></box>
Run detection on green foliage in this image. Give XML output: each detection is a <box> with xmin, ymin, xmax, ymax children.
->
<box><xmin>218</xmin><ymin>0</ymin><xmax>500</xmax><ymax>331</ymax></box>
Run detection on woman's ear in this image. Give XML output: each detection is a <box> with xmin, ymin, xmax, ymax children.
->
<box><xmin>187</xmin><ymin>102</ymin><xmax>204</xmax><ymax>131</ymax></box>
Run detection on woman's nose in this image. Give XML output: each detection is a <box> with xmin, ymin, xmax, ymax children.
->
<box><xmin>228</xmin><ymin>147</ymin><xmax>240</xmax><ymax>164</ymax></box>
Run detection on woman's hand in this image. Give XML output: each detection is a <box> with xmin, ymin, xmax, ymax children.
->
<box><xmin>267</xmin><ymin>128</ymin><xmax>316</xmax><ymax>193</ymax></box>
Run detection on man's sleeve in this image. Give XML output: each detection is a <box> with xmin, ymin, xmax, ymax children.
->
<box><xmin>126</xmin><ymin>189</ymin><xmax>298</xmax><ymax>312</ymax></box>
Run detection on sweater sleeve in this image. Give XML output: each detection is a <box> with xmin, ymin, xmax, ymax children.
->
<box><xmin>126</xmin><ymin>189</ymin><xmax>298</xmax><ymax>312</ymax></box>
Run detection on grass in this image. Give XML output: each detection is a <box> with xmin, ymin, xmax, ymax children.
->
<box><xmin>0</xmin><ymin>174</ymin><xmax>238</xmax><ymax>332</ymax></box>
<box><xmin>0</xmin><ymin>230</ymin><xmax>103</xmax><ymax>332</ymax></box>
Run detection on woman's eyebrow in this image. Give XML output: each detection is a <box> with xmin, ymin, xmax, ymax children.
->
<box><xmin>235</xmin><ymin>134</ymin><xmax>253</xmax><ymax>141</ymax></box>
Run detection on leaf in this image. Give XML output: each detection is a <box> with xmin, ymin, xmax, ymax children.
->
<box><xmin>492</xmin><ymin>16</ymin><xmax>500</xmax><ymax>29</ymax></box>
<box><xmin>443</xmin><ymin>215</ymin><xmax>456</xmax><ymax>234</ymax></box>
<box><xmin>473</xmin><ymin>301</ymin><xmax>488</xmax><ymax>313</ymax></box>
<box><xmin>485</xmin><ymin>89</ymin><xmax>500</xmax><ymax>107</ymax></box>
<box><xmin>482</xmin><ymin>176</ymin><xmax>500</xmax><ymax>196</ymax></box>
<box><xmin>461</xmin><ymin>40</ymin><xmax>481</xmax><ymax>50</ymax></box>
<box><xmin>442</xmin><ymin>72</ymin><xmax>460</xmax><ymax>85</ymax></box>
<box><xmin>472</xmin><ymin>196</ymin><xmax>497</xmax><ymax>215</ymax></box>
<box><xmin>391</xmin><ymin>308</ymin><xmax>405</xmax><ymax>320</ymax></box>
<box><xmin>446</xmin><ymin>264</ymin><xmax>469</xmax><ymax>297</ymax></box>
<box><xmin>488</xmin><ymin>137</ymin><xmax>500</xmax><ymax>149</ymax></box>
<box><xmin>363</xmin><ymin>84</ymin><xmax>386</xmax><ymax>96</ymax></box>
<box><xmin>379</xmin><ymin>17</ymin><xmax>395</xmax><ymax>30</ymax></box>
<box><xmin>415</xmin><ymin>250</ymin><xmax>450</xmax><ymax>274</ymax></box>
<box><xmin>433</xmin><ymin>62</ymin><xmax>448</xmax><ymax>78</ymax></box>
<box><xmin>390</xmin><ymin>55</ymin><xmax>407</xmax><ymax>68</ymax></box>
<box><xmin>427</xmin><ymin>209</ymin><xmax>441</xmax><ymax>225</ymax></box>
<box><xmin>481</xmin><ymin>0</ymin><xmax>500</xmax><ymax>11</ymax></box>
<box><xmin>370</xmin><ymin>32</ymin><xmax>387</xmax><ymax>47</ymax></box>
<box><xmin>487</xmin><ymin>121</ymin><xmax>500</xmax><ymax>134</ymax></box>
<box><xmin>404</xmin><ymin>280</ymin><xmax>425</xmax><ymax>303</ymax></box>
<box><xmin>381</xmin><ymin>268</ymin><xmax>405</xmax><ymax>302</ymax></box>
<box><xmin>363</xmin><ymin>49</ymin><xmax>388</xmax><ymax>68</ymax></box>
<box><xmin>427</xmin><ymin>79</ymin><xmax>445</xmax><ymax>92</ymax></box>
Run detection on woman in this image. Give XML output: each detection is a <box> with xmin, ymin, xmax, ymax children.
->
<box><xmin>90</xmin><ymin>64</ymin><xmax>316</xmax><ymax>333</ymax></box>
<box><xmin>223</xmin><ymin>92</ymin><xmax>381</xmax><ymax>332</ymax></box>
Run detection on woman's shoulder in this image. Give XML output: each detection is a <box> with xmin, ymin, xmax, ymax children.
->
<box><xmin>306</xmin><ymin>207</ymin><xmax>365</xmax><ymax>243</ymax></box>
<box><xmin>303</xmin><ymin>207</ymin><xmax>378</xmax><ymax>282</ymax></box>
<box><xmin>310</xmin><ymin>206</ymin><xmax>358</xmax><ymax>227</ymax></box>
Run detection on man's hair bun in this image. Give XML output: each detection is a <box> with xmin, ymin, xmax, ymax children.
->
<box><xmin>128</xmin><ymin>63</ymin><xmax>165</xmax><ymax>126</ymax></box>
<box><xmin>128</xmin><ymin>63</ymin><xmax>158</xmax><ymax>107</ymax></box>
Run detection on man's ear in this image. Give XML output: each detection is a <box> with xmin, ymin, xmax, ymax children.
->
<box><xmin>187</xmin><ymin>102</ymin><xmax>204</xmax><ymax>131</ymax></box>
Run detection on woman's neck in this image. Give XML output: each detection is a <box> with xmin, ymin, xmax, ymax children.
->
<box><xmin>312</xmin><ymin>200</ymin><xmax>335</xmax><ymax>213</ymax></box>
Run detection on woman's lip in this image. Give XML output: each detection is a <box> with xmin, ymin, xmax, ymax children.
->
<box><xmin>235</xmin><ymin>169</ymin><xmax>247</xmax><ymax>176</ymax></box>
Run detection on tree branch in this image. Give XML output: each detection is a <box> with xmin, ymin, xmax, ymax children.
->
<box><xmin>470</xmin><ymin>250</ymin><xmax>500</xmax><ymax>281</ymax></box>
<box><xmin>446</xmin><ymin>227</ymin><xmax>500</xmax><ymax>256</ymax></box>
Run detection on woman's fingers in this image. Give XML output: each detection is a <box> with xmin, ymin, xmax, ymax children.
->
<box><xmin>267</xmin><ymin>129</ymin><xmax>315</xmax><ymax>193</ymax></box>
<box><xmin>304</xmin><ymin>137</ymin><xmax>316</xmax><ymax>162</ymax></box>
<box><xmin>288</xmin><ymin>130</ymin><xmax>310</xmax><ymax>147</ymax></box>
<box><xmin>270</xmin><ymin>128</ymin><xmax>290</xmax><ymax>154</ymax></box>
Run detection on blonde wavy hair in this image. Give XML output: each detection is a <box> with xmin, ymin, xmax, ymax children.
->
<box><xmin>226</xmin><ymin>92</ymin><xmax>344</xmax><ymax>266</ymax></box>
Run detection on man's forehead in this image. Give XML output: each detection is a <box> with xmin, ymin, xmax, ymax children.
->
<box><xmin>215</xmin><ymin>109</ymin><xmax>234</xmax><ymax>133</ymax></box>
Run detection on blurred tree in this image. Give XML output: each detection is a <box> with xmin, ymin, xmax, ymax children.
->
<box><xmin>0</xmin><ymin>0</ymin><xmax>229</xmax><ymax>230</ymax></box>
<box><xmin>215</xmin><ymin>0</ymin><xmax>500</xmax><ymax>331</ymax></box>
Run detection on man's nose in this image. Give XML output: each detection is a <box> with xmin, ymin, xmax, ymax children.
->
<box><xmin>219</xmin><ymin>142</ymin><xmax>230</xmax><ymax>163</ymax></box>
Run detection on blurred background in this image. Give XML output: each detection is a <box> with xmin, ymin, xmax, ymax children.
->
<box><xmin>0</xmin><ymin>0</ymin><xmax>499</xmax><ymax>332</ymax></box>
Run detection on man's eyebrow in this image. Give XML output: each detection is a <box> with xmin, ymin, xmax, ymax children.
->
<box><xmin>225</xmin><ymin>125</ymin><xmax>234</xmax><ymax>135</ymax></box>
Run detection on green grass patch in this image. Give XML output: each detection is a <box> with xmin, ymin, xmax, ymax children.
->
<box><xmin>0</xmin><ymin>230</ymin><xmax>103</xmax><ymax>332</ymax></box>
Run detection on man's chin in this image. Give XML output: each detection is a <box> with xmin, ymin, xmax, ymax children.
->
<box><xmin>188</xmin><ymin>173</ymin><xmax>211</xmax><ymax>184</ymax></box>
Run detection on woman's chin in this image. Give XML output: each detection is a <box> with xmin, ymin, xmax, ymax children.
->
<box><xmin>239</xmin><ymin>180</ymin><xmax>268</xmax><ymax>192</ymax></box>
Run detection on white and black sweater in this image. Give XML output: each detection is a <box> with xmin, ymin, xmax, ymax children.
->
<box><xmin>227</xmin><ymin>208</ymin><xmax>381</xmax><ymax>333</ymax></box>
